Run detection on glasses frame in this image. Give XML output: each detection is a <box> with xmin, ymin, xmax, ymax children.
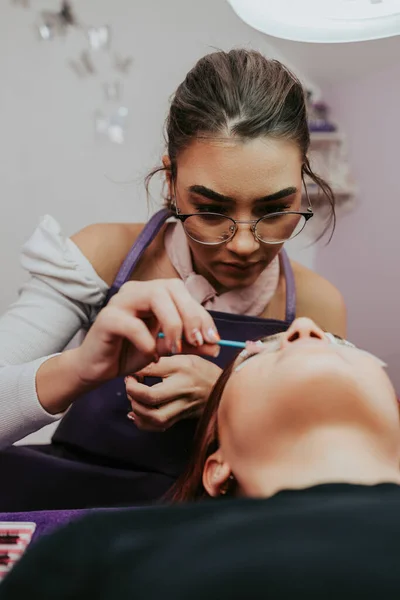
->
<box><xmin>173</xmin><ymin>185</ymin><xmax>314</xmax><ymax>246</ymax></box>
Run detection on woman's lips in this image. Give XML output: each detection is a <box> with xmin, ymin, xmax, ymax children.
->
<box><xmin>218</xmin><ymin>261</ymin><xmax>262</xmax><ymax>274</ymax></box>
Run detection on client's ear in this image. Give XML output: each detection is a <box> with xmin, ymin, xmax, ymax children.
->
<box><xmin>203</xmin><ymin>450</ymin><xmax>232</xmax><ymax>497</ymax></box>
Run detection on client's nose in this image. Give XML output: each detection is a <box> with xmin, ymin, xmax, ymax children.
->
<box><xmin>280</xmin><ymin>318</ymin><xmax>326</xmax><ymax>348</ymax></box>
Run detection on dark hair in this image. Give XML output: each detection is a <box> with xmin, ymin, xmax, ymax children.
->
<box><xmin>168</xmin><ymin>359</ymin><xmax>236</xmax><ymax>503</ymax></box>
<box><xmin>146</xmin><ymin>48</ymin><xmax>335</xmax><ymax>238</ymax></box>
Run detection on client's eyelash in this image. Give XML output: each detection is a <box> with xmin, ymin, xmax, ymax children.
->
<box><xmin>325</xmin><ymin>333</ymin><xmax>355</xmax><ymax>348</ymax></box>
<box><xmin>238</xmin><ymin>334</ymin><xmax>281</xmax><ymax>359</ymax></box>
<box><xmin>236</xmin><ymin>334</ymin><xmax>282</xmax><ymax>370</ymax></box>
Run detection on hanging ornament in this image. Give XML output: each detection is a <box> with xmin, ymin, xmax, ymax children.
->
<box><xmin>94</xmin><ymin>106</ymin><xmax>129</xmax><ymax>145</ymax></box>
<box><xmin>87</xmin><ymin>26</ymin><xmax>111</xmax><ymax>50</ymax></box>
<box><xmin>103</xmin><ymin>81</ymin><xmax>122</xmax><ymax>102</ymax></box>
<box><xmin>69</xmin><ymin>50</ymin><xmax>96</xmax><ymax>78</ymax></box>
<box><xmin>114</xmin><ymin>54</ymin><xmax>133</xmax><ymax>76</ymax></box>
<box><xmin>11</xmin><ymin>0</ymin><xmax>30</xmax><ymax>8</ymax></box>
<box><xmin>36</xmin><ymin>0</ymin><xmax>78</xmax><ymax>41</ymax></box>
<box><xmin>12</xmin><ymin>0</ymin><xmax>134</xmax><ymax>146</ymax></box>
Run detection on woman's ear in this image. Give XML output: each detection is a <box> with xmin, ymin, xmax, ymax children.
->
<box><xmin>202</xmin><ymin>450</ymin><xmax>232</xmax><ymax>497</ymax></box>
<box><xmin>162</xmin><ymin>155</ymin><xmax>173</xmax><ymax>200</ymax></box>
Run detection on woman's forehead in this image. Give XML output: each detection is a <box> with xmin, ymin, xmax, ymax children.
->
<box><xmin>177</xmin><ymin>138</ymin><xmax>302</xmax><ymax>180</ymax></box>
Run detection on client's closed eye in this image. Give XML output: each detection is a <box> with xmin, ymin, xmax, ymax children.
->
<box><xmin>236</xmin><ymin>334</ymin><xmax>283</xmax><ymax>371</ymax></box>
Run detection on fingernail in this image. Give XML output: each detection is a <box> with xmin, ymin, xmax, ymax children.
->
<box><xmin>192</xmin><ymin>329</ymin><xmax>204</xmax><ymax>347</ymax></box>
<box><xmin>127</xmin><ymin>412</ymin><xmax>135</xmax><ymax>422</ymax></box>
<box><xmin>211</xmin><ymin>346</ymin><xmax>220</xmax><ymax>358</ymax></box>
<box><xmin>206</xmin><ymin>328</ymin><xmax>220</xmax><ymax>343</ymax></box>
<box><xmin>170</xmin><ymin>339</ymin><xmax>182</xmax><ymax>354</ymax></box>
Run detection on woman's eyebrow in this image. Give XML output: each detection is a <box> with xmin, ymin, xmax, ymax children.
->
<box><xmin>187</xmin><ymin>185</ymin><xmax>298</xmax><ymax>204</ymax></box>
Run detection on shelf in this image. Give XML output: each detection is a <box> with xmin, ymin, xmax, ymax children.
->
<box><xmin>303</xmin><ymin>183</ymin><xmax>356</xmax><ymax>201</ymax></box>
<box><xmin>308</xmin><ymin>188</ymin><xmax>354</xmax><ymax>199</ymax></box>
<box><xmin>309</xmin><ymin>131</ymin><xmax>344</xmax><ymax>145</ymax></box>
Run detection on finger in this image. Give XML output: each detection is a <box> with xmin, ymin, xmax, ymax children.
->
<box><xmin>132</xmin><ymin>354</ymin><xmax>220</xmax><ymax>392</ymax></box>
<box><xmin>125</xmin><ymin>374</ymin><xmax>186</xmax><ymax>407</ymax></box>
<box><xmin>128</xmin><ymin>400</ymin><xmax>202</xmax><ymax>432</ymax></box>
<box><xmin>133</xmin><ymin>355</ymin><xmax>187</xmax><ymax>379</ymax></box>
<box><xmin>180</xmin><ymin>340</ymin><xmax>220</xmax><ymax>358</ymax></box>
<box><xmin>117</xmin><ymin>281</ymin><xmax>185</xmax><ymax>353</ymax></box>
<box><xmin>166</xmin><ymin>280</ymin><xmax>220</xmax><ymax>347</ymax></box>
<box><xmin>96</xmin><ymin>306</ymin><xmax>157</xmax><ymax>360</ymax></box>
<box><xmin>126</xmin><ymin>411</ymin><xmax>164</xmax><ymax>433</ymax></box>
<box><xmin>115</xmin><ymin>280</ymin><xmax>220</xmax><ymax>353</ymax></box>
<box><xmin>129</xmin><ymin>397</ymin><xmax>196</xmax><ymax>430</ymax></box>
<box><xmin>134</xmin><ymin>354</ymin><xmax>180</xmax><ymax>379</ymax></box>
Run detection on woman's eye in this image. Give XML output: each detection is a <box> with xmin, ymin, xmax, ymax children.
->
<box><xmin>255</xmin><ymin>205</ymin><xmax>292</xmax><ymax>216</ymax></box>
<box><xmin>194</xmin><ymin>204</ymin><xmax>228</xmax><ymax>215</ymax></box>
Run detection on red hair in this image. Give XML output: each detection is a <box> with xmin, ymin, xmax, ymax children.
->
<box><xmin>168</xmin><ymin>359</ymin><xmax>236</xmax><ymax>502</ymax></box>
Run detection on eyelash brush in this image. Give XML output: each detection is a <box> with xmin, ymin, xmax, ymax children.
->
<box><xmin>157</xmin><ymin>332</ymin><xmax>246</xmax><ymax>349</ymax></box>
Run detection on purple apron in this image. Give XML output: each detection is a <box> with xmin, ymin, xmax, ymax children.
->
<box><xmin>0</xmin><ymin>210</ymin><xmax>296</xmax><ymax>512</ymax></box>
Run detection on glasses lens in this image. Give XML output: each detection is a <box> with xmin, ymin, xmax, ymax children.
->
<box><xmin>182</xmin><ymin>214</ymin><xmax>234</xmax><ymax>245</ymax></box>
<box><xmin>256</xmin><ymin>213</ymin><xmax>307</xmax><ymax>244</ymax></box>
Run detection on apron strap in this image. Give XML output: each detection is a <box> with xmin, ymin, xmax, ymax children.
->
<box><xmin>281</xmin><ymin>249</ymin><xmax>296</xmax><ymax>324</ymax></box>
<box><xmin>105</xmin><ymin>209</ymin><xmax>172</xmax><ymax>303</ymax></box>
<box><xmin>104</xmin><ymin>209</ymin><xmax>296</xmax><ymax>323</ymax></box>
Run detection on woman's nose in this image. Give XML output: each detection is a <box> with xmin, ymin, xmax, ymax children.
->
<box><xmin>225</xmin><ymin>224</ymin><xmax>260</xmax><ymax>256</ymax></box>
<box><xmin>280</xmin><ymin>318</ymin><xmax>327</xmax><ymax>348</ymax></box>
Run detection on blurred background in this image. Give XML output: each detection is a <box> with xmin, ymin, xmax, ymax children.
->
<box><xmin>1</xmin><ymin>0</ymin><xmax>399</xmax><ymax>395</ymax></box>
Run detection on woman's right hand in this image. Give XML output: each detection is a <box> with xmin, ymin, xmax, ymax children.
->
<box><xmin>69</xmin><ymin>279</ymin><xmax>220</xmax><ymax>389</ymax></box>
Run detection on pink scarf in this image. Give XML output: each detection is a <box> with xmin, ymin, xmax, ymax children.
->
<box><xmin>164</xmin><ymin>221</ymin><xmax>280</xmax><ymax>316</ymax></box>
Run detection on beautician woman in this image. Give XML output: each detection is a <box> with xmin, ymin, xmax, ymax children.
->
<box><xmin>0</xmin><ymin>49</ymin><xmax>346</xmax><ymax>511</ymax></box>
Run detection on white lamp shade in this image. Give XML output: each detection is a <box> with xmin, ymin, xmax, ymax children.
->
<box><xmin>227</xmin><ymin>0</ymin><xmax>400</xmax><ymax>43</ymax></box>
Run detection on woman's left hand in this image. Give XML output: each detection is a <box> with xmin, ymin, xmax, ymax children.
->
<box><xmin>125</xmin><ymin>355</ymin><xmax>222</xmax><ymax>432</ymax></box>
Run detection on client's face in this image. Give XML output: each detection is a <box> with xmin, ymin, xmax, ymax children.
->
<box><xmin>212</xmin><ymin>318</ymin><xmax>398</xmax><ymax>494</ymax></box>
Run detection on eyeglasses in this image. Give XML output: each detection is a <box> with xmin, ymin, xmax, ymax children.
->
<box><xmin>174</xmin><ymin>191</ymin><xmax>314</xmax><ymax>246</ymax></box>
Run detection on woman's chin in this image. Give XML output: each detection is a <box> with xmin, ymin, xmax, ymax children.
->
<box><xmin>213</xmin><ymin>269</ymin><xmax>262</xmax><ymax>291</ymax></box>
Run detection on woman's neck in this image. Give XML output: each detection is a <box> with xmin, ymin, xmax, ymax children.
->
<box><xmin>239</xmin><ymin>427</ymin><xmax>400</xmax><ymax>498</ymax></box>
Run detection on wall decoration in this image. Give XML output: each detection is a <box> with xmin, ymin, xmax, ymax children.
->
<box><xmin>87</xmin><ymin>26</ymin><xmax>111</xmax><ymax>51</ymax></box>
<box><xmin>36</xmin><ymin>1</ymin><xmax>78</xmax><ymax>40</ymax></box>
<box><xmin>304</xmin><ymin>90</ymin><xmax>356</xmax><ymax>222</ymax></box>
<box><xmin>94</xmin><ymin>106</ymin><xmax>129</xmax><ymax>145</ymax></box>
<box><xmin>69</xmin><ymin>50</ymin><xmax>97</xmax><ymax>78</ymax></box>
<box><xmin>11</xmin><ymin>0</ymin><xmax>134</xmax><ymax>145</ymax></box>
<box><xmin>114</xmin><ymin>54</ymin><xmax>133</xmax><ymax>75</ymax></box>
<box><xmin>12</xmin><ymin>0</ymin><xmax>30</xmax><ymax>8</ymax></box>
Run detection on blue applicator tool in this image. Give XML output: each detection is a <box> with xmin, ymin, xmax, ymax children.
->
<box><xmin>157</xmin><ymin>332</ymin><xmax>246</xmax><ymax>349</ymax></box>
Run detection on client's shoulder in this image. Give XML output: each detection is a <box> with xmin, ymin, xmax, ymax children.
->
<box><xmin>290</xmin><ymin>260</ymin><xmax>347</xmax><ymax>337</ymax></box>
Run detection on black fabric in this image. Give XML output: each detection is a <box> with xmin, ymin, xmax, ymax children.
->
<box><xmin>2</xmin><ymin>483</ymin><xmax>400</xmax><ymax>599</ymax></box>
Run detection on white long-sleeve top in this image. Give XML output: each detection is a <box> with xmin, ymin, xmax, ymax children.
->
<box><xmin>0</xmin><ymin>215</ymin><xmax>109</xmax><ymax>449</ymax></box>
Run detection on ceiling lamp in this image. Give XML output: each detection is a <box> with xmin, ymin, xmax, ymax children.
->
<box><xmin>227</xmin><ymin>0</ymin><xmax>400</xmax><ymax>43</ymax></box>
